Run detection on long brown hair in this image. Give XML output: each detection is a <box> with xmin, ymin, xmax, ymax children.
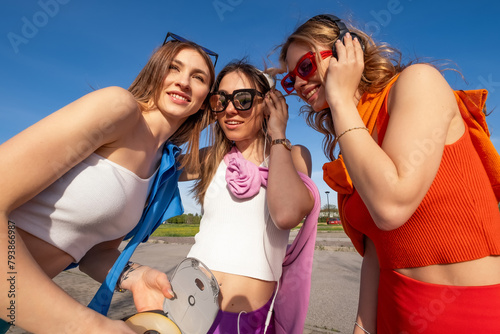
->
<box><xmin>128</xmin><ymin>40</ymin><xmax>216</xmax><ymax>171</ymax></box>
<box><xmin>278</xmin><ymin>15</ymin><xmax>405</xmax><ymax>161</ymax></box>
<box><xmin>192</xmin><ymin>60</ymin><xmax>273</xmax><ymax>205</ymax></box>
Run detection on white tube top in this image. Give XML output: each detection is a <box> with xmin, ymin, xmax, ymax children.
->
<box><xmin>10</xmin><ymin>153</ymin><xmax>156</xmax><ymax>262</ymax></box>
<box><xmin>187</xmin><ymin>160</ymin><xmax>289</xmax><ymax>281</ymax></box>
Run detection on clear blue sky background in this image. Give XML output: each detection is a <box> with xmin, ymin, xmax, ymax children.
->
<box><xmin>1</xmin><ymin>0</ymin><xmax>499</xmax><ymax>215</ymax></box>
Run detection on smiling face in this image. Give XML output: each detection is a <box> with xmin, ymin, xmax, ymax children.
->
<box><xmin>215</xmin><ymin>71</ymin><xmax>265</xmax><ymax>148</ymax></box>
<box><xmin>156</xmin><ymin>48</ymin><xmax>211</xmax><ymax>122</ymax></box>
<box><xmin>286</xmin><ymin>42</ymin><xmax>331</xmax><ymax>111</ymax></box>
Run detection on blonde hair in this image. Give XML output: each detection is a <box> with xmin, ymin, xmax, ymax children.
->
<box><xmin>128</xmin><ymin>41</ymin><xmax>216</xmax><ymax>171</ymax></box>
<box><xmin>192</xmin><ymin>60</ymin><xmax>273</xmax><ymax>205</ymax></box>
<box><xmin>278</xmin><ymin>16</ymin><xmax>405</xmax><ymax>160</ymax></box>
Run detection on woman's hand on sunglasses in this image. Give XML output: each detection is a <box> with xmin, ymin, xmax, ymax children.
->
<box><xmin>324</xmin><ymin>32</ymin><xmax>365</xmax><ymax>113</ymax></box>
<box><xmin>264</xmin><ymin>89</ymin><xmax>289</xmax><ymax>140</ymax></box>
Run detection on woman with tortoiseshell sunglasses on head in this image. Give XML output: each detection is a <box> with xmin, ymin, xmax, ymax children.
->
<box><xmin>0</xmin><ymin>33</ymin><xmax>217</xmax><ymax>333</ymax></box>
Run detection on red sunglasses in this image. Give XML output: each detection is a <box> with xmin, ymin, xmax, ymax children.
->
<box><xmin>281</xmin><ymin>50</ymin><xmax>333</xmax><ymax>93</ymax></box>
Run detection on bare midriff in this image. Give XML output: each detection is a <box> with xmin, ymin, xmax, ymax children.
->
<box><xmin>396</xmin><ymin>255</ymin><xmax>500</xmax><ymax>286</ymax></box>
<box><xmin>212</xmin><ymin>270</ymin><xmax>276</xmax><ymax>313</ymax></box>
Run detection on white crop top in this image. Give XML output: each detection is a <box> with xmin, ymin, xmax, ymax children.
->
<box><xmin>187</xmin><ymin>160</ymin><xmax>289</xmax><ymax>281</ymax></box>
<box><xmin>10</xmin><ymin>153</ymin><xmax>156</xmax><ymax>262</ymax></box>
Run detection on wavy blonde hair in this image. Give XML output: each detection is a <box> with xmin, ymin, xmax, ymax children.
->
<box><xmin>277</xmin><ymin>15</ymin><xmax>406</xmax><ymax>161</ymax></box>
<box><xmin>192</xmin><ymin>60</ymin><xmax>273</xmax><ymax>205</ymax></box>
<box><xmin>128</xmin><ymin>40</ymin><xmax>216</xmax><ymax>172</ymax></box>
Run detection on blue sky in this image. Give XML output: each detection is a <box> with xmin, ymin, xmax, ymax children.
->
<box><xmin>1</xmin><ymin>0</ymin><xmax>499</xmax><ymax>214</ymax></box>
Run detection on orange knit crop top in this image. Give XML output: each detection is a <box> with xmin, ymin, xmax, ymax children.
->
<box><xmin>343</xmin><ymin>97</ymin><xmax>500</xmax><ymax>270</ymax></box>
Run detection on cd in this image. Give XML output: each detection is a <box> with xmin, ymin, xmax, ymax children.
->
<box><xmin>124</xmin><ymin>310</ymin><xmax>181</xmax><ymax>334</ymax></box>
<box><xmin>163</xmin><ymin>257</ymin><xmax>220</xmax><ymax>334</ymax></box>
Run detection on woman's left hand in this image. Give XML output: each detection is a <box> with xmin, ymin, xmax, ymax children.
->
<box><xmin>324</xmin><ymin>33</ymin><xmax>365</xmax><ymax>112</ymax></box>
<box><xmin>120</xmin><ymin>264</ymin><xmax>174</xmax><ymax>312</ymax></box>
<box><xmin>264</xmin><ymin>89</ymin><xmax>289</xmax><ymax>139</ymax></box>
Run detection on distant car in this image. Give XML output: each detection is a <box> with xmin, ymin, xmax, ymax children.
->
<box><xmin>327</xmin><ymin>217</ymin><xmax>341</xmax><ymax>225</ymax></box>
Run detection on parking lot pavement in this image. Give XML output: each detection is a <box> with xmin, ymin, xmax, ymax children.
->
<box><xmin>7</xmin><ymin>231</ymin><xmax>362</xmax><ymax>334</ymax></box>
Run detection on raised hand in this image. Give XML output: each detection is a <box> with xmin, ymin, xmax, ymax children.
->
<box><xmin>324</xmin><ymin>33</ymin><xmax>365</xmax><ymax>112</ymax></box>
<box><xmin>264</xmin><ymin>89</ymin><xmax>289</xmax><ymax>139</ymax></box>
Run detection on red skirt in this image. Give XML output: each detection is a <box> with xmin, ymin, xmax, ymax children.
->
<box><xmin>377</xmin><ymin>269</ymin><xmax>500</xmax><ymax>333</ymax></box>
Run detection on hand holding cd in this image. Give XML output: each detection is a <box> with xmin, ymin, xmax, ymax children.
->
<box><xmin>124</xmin><ymin>258</ymin><xmax>219</xmax><ymax>334</ymax></box>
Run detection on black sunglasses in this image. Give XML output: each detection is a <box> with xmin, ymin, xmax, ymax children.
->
<box><xmin>209</xmin><ymin>89</ymin><xmax>264</xmax><ymax>113</ymax></box>
<box><xmin>163</xmin><ymin>32</ymin><xmax>218</xmax><ymax>67</ymax></box>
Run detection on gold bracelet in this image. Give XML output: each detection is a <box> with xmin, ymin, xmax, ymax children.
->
<box><xmin>335</xmin><ymin>126</ymin><xmax>369</xmax><ymax>144</ymax></box>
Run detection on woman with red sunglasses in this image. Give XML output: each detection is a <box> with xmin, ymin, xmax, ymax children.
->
<box><xmin>0</xmin><ymin>34</ymin><xmax>216</xmax><ymax>333</ymax></box>
<box><xmin>277</xmin><ymin>14</ymin><xmax>500</xmax><ymax>334</ymax></box>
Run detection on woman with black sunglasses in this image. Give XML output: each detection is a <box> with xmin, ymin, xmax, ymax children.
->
<box><xmin>0</xmin><ymin>34</ymin><xmax>216</xmax><ymax>333</ymax></box>
<box><xmin>277</xmin><ymin>14</ymin><xmax>500</xmax><ymax>334</ymax></box>
<box><xmin>181</xmin><ymin>60</ymin><xmax>318</xmax><ymax>333</ymax></box>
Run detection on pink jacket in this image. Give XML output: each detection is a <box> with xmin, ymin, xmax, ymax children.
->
<box><xmin>225</xmin><ymin>147</ymin><xmax>320</xmax><ymax>333</ymax></box>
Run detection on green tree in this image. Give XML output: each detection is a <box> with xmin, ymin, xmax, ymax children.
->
<box><xmin>321</xmin><ymin>204</ymin><xmax>339</xmax><ymax>216</ymax></box>
<box><xmin>166</xmin><ymin>213</ymin><xmax>202</xmax><ymax>224</ymax></box>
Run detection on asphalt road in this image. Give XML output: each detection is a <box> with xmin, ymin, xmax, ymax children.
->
<box><xmin>7</xmin><ymin>231</ymin><xmax>362</xmax><ymax>334</ymax></box>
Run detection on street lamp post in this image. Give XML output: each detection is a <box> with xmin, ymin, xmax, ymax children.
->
<box><xmin>325</xmin><ymin>191</ymin><xmax>330</xmax><ymax>220</ymax></box>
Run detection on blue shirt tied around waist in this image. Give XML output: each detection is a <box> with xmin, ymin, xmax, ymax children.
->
<box><xmin>0</xmin><ymin>142</ymin><xmax>183</xmax><ymax>333</ymax></box>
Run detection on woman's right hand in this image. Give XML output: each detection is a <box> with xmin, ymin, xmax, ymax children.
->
<box><xmin>324</xmin><ymin>33</ymin><xmax>364</xmax><ymax>112</ymax></box>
